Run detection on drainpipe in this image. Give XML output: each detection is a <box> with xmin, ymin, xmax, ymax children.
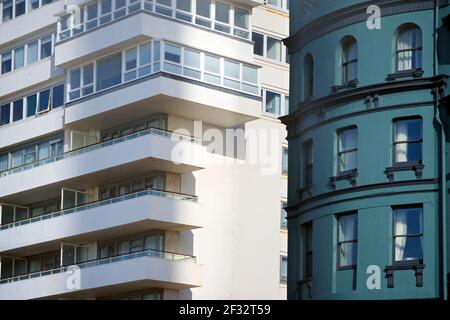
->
<box><xmin>433</xmin><ymin>0</ymin><xmax>447</xmax><ymax>300</ymax></box>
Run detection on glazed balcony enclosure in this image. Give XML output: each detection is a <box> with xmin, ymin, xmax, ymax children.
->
<box><xmin>0</xmin><ymin>127</ymin><xmax>207</xmax><ymax>200</ymax></box>
<box><xmin>0</xmin><ymin>247</ymin><xmax>202</xmax><ymax>299</ymax></box>
<box><xmin>55</xmin><ymin>0</ymin><xmax>261</xmax><ymax>67</ymax></box>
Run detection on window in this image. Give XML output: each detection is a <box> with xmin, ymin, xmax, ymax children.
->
<box><xmin>282</xmin><ymin>147</ymin><xmax>288</xmax><ymax>175</ymax></box>
<box><xmin>224</xmin><ymin>59</ymin><xmax>240</xmax><ymax>90</ymax></box>
<box><xmin>337</xmin><ymin>213</ymin><xmax>358</xmax><ymax>269</ymax></box>
<box><xmin>183</xmin><ymin>48</ymin><xmax>201</xmax><ymax>79</ymax></box>
<box><xmin>155</xmin><ymin>0</ymin><xmax>172</xmax><ymax>16</ymax></box>
<box><xmin>1</xmin><ymin>51</ymin><xmax>12</xmax><ymax>74</ymax></box>
<box><xmin>27</xmin><ymin>40</ymin><xmax>38</xmax><ymax>64</ymax></box>
<box><xmin>38</xmin><ymin>89</ymin><xmax>50</xmax><ymax>113</ymax></box>
<box><xmin>215</xmin><ymin>1</ymin><xmax>230</xmax><ymax>33</ymax></box>
<box><xmin>40</xmin><ymin>35</ymin><xmax>53</xmax><ymax>59</ymax></box>
<box><xmin>267</xmin><ymin>0</ymin><xmax>289</xmax><ymax>11</ymax></box>
<box><xmin>86</xmin><ymin>2</ymin><xmax>99</xmax><ymax>30</ymax></box>
<box><xmin>342</xmin><ymin>37</ymin><xmax>358</xmax><ymax>83</ymax></box>
<box><xmin>2</xmin><ymin>0</ymin><xmax>13</xmax><ymax>22</ymax></box>
<box><xmin>62</xmin><ymin>188</ymin><xmax>86</xmax><ymax>209</ymax></box>
<box><xmin>396</xmin><ymin>25</ymin><xmax>422</xmax><ymax>72</ymax></box>
<box><xmin>252</xmin><ymin>32</ymin><xmax>264</xmax><ymax>56</ymax></box>
<box><xmin>265</xmin><ymin>91</ymin><xmax>280</xmax><ymax>115</ymax></box>
<box><xmin>196</xmin><ymin>0</ymin><xmax>211</xmax><ymax>27</ymax></box>
<box><xmin>303</xmin><ymin>140</ymin><xmax>313</xmax><ymax>187</ymax></box>
<box><xmin>267</xmin><ymin>37</ymin><xmax>282</xmax><ymax>61</ymax></box>
<box><xmin>14</xmin><ymin>46</ymin><xmax>24</xmax><ymax>69</ymax></box>
<box><xmin>280</xmin><ymin>256</ymin><xmax>288</xmax><ymax>283</ymax></box>
<box><xmin>29</xmin><ymin>0</ymin><xmax>40</xmax><ymax>10</ymax></box>
<box><xmin>15</xmin><ymin>0</ymin><xmax>25</xmax><ymax>17</ymax></box>
<box><xmin>337</xmin><ymin>127</ymin><xmax>358</xmax><ymax>174</ymax></box>
<box><xmin>96</xmin><ymin>52</ymin><xmax>122</xmax><ymax>91</ymax></box>
<box><xmin>304</xmin><ymin>223</ymin><xmax>313</xmax><ymax>278</ymax></box>
<box><xmin>303</xmin><ymin>54</ymin><xmax>314</xmax><ymax>99</ymax></box>
<box><xmin>393</xmin><ymin>206</ymin><xmax>423</xmax><ymax>264</ymax></box>
<box><xmin>233</xmin><ymin>7</ymin><xmax>249</xmax><ymax>38</ymax></box>
<box><xmin>13</xmin><ymin>99</ymin><xmax>23</xmax><ymax>122</ymax></box>
<box><xmin>175</xmin><ymin>0</ymin><xmax>192</xmax><ymax>22</ymax></box>
<box><xmin>280</xmin><ymin>201</ymin><xmax>287</xmax><ymax>229</ymax></box>
<box><xmin>52</xmin><ymin>84</ymin><xmax>65</xmax><ymax>108</ymax></box>
<box><xmin>393</xmin><ymin>118</ymin><xmax>422</xmax><ymax>165</ymax></box>
<box><xmin>26</xmin><ymin>94</ymin><xmax>37</xmax><ymax>117</ymax></box>
<box><xmin>0</xmin><ymin>103</ymin><xmax>10</xmax><ymax>126</ymax></box>
<box><xmin>204</xmin><ymin>53</ymin><xmax>221</xmax><ymax>85</ymax></box>
<box><xmin>164</xmin><ymin>43</ymin><xmax>182</xmax><ymax>74</ymax></box>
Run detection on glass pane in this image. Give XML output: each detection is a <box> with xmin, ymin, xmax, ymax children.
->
<box><xmin>62</xmin><ymin>245</ymin><xmax>75</xmax><ymax>266</ymax></box>
<box><xmin>24</xmin><ymin>146</ymin><xmax>36</xmax><ymax>164</ymax></box>
<box><xmin>164</xmin><ymin>44</ymin><xmax>181</xmax><ymax>63</ymax></box>
<box><xmin>252</xmin><ymin>32</ymin><xmax>264</xmax><ymax>56</ymax></box>
<box><xmin>196</xmin><ymin>0</ymin><xmax>210</xmax><ymax>17</ymax></box>
<box><xmin>101</xmin><ymin>0</ymin><xmax>112</xmax><ymax>13</ymax></box>
<box><xmin>338</xmin><ymin>214</ymin><xmax>357</xmax><ymax>241</ymax></box>
<box><xmin>96</xmin><ymin>53</ymin><xmax>122</xmax><ymax>91</ymax></box>
<box><xmin>125</xmin><ymin>47</ymin><xmax>137</xmax><ymax>71</ymax></box>
<box><xmin>27</xmin><ymin>41</ymin><xmax>39</xmax><ymax>64</ymax></box>
<box><xmin>83</xmin><ymin>64</ymin><xmax>94</xmax><ymax>85</ymax></box>
<box><xmin>70</xmin><ymin>69</ymin><xmax>81</xmax><ymax>89</ymax></box>
<box><xmin>139</xmin><ymin>43</ymin><xmax>151</xmax><ymax>66</ymax></box>
<box><xmin>394</xmin><ymin>142</ymin><xmax>422</xmax><ymax>163</ymax></box>
<box><xmin>76</xmin><ymin>247</ymin><xmax>88</xmax><ymax>263</ymax></box>
<box><xmin>13</xmin><ymin>100</ymin><xmax>23</xmax><ymax>122</ymax></box>
<box><xmin>215</xmin><ymin>2</ymin><xmax>229</xmax><ymax>23</ymax></box>
<box><xmin>2</xmin><ymin>0</ymin><xmax>12</xmax><ymax>22</ymax></box>
<box><xmin>118</xmin><ymin>241</ymin><xmax>130</xmax><ymax>255</ymax></box>
<box><xmin>0</xmin><ymin>104</ymin><xmax>10</xmax><ymax>126</ymax></box>
<box><xmin>38</xmin><ymin>141</ymin><xmax>50</xmax><ymax>160</ymax></box>
<box><xmin>339</xmin><ymin>242</ymin><xmax>357</xmax><ymax>267</ymax></box>
<box><xmin>224</xmin><ymin>59</ymin><xmax>239</xmax><ymax>79</ymax></box>
<box><xmin>38</xmin><ymin>89</ymin><xmax>50</xmax><ymax>112</ymax></box>
<box><xmin>1</xmin><ymin>257</ymin><xmax>13</xmax><ymax>278</ymax></box>
<box><xmin>1</xmin><ymin>51</ymin><xmax>12</xmax><ymax>74</ymax></box>
<box><xmin>1</xmin><ymin>205</ymin><xmax>14</xmax><ymax>225</ymax></box>
<box><xmin>265</xmin><ymin>91</ymin><xmax>281</xmax><ymax>115</ymax></box>
<box><xmin>63</xmin><ymin>189</ymin><xmax>76</xmax><ymax>209</ymax></box>
<box><xmin>27</xmin><ymin>94</ymin><xmax>37</xmax><ymax>117</ymax></box>
<box><xmin>395</xmin><ymin>236</ymin><xmax>423</xmax><ymax>262</ymax></box>
<box><xmin>14</xmin><ymin>259</ymin><xmax>26</xmax><ymax>276</ymax></box>
<box><xmin>267</xmin><ymin>37</ymin><xmax>282</xmax><ymax>61</ymax></box>
<box><xmin>14</xmin><ymin>47</ymin><xmax>25</xmax><ymax>69</ymax></box>
<box><xmin>205</xmin><ymin>54</ymin><xmax>220</xmax><ymax>73</ymax></box>
<box><xmin>15</xmin><ymin>207</ymin><xmax>29</xmax><ymax>221</ymax></box>
<box><xmin>184</xmin><ymin>49</ymin><xmax>200</xmax><ymax>68</ymax></box>
<box><xmin>40</xmin><ymin>36</ymin><xmax>52</xmax><ymax>59</ymax></box>
<box><xmin>176</xmin><ymin>0</ymin><xmax>190</xmax><ymax>11</ymax></box>
<box><xmin>394</xmin><ymin>119</ymin><xmax>422</xmax><ymax>142</ymax></box>
<box><xmin>52</xmin><ymin>84</ymin><xmax>65</xmax><ymax>108</ymax></box>
<box><xmin>394</xmin><ymin>207</ymin><xmax>422</xmax><ymax>236</ymax></box>
<box><xmin>242</xmin><ymin>65</ymin><xmax>257</xmax><ymax>84</ymax></box>
<box><xmin>339</xmin><ymin>128</ymin><xmax>357</xmax><ymax>152</ymax></box>
<box><xmin>0</xmin><ymin>154</ymin><xmax>8</xmax><ymax>172</ymax></box>
<box><xmin>234</xmin><ymin>7</ymin><xmax>248</xmax><ymax>29</ymax></box>
<box><xmin>339</xmin><ymin>150</ymin><xmax>357</xmax><ymax>172</ymax></box>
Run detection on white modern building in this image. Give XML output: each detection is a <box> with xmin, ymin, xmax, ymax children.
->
<box><xmin>0</xmin><ymin>0</ymin><xmax>289</xmax><ymax>300</ymax></box>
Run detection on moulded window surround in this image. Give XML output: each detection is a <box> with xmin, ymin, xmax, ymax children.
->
<box><xmin>0</xmin><ymin>83</ymin><xmax>64</xmax><ymax>128</ymax></box>
<box><xmin>341</xmin><ymin>36</ymin><xmax>358</xmax><ymax>84</ymax></box>
<box><xmin>263</xmin><ymin>89</ymin><xmax>289</xmax><ymax>116</ymax></box>
<box><xmin>57</xmin><ymin>0</ymin><xmax>251</xmax><ymax>42</ymax></box>
<box><xmin>66</xmin><ymin>40</ymin><xmax>260</xmax><ymax>102</ymax></box>
<box><xmin>252</xmin><ymin>32</ymin><xmax>289</xmax><ymax>64</ymax></box>
<box><xmin>0</xmin><ymin>34</ymin><xmax>55</xmax><ymax>75</ymax></box>
<box><xmin>0</xmin><ymin>0</ymin><xmax>54</xmax><ymax>25</ymax></box>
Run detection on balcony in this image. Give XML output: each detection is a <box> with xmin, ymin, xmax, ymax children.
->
<box><xmin>55</xmin><ymin>0</ymin><xmax>258</xmax><ymax>68</ymax></box>
<box><xmin>0</xmin><ymin>127</ymin><xmax>207</xmax><ymax>199</ymax></box>
<box><xmin>0</xmin><ymin>188</ymin><xmax>203</xmax><ymax>253</ymax></box>
<box><xmin>0</xmin><ymin>248</ymin><xmax>202</xmax><ymax>299</ymax></box>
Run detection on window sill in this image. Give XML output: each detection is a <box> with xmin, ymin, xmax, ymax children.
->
<box><xmin>297</xmin><ymin>185</ymin><xmax>312</xmax><ymax>201</ymax></box>
<box><xmin>331</xmin><ymin>79</ymin><xmax>359</xmax><ymax>93</ymax></box>
<box><xmin>384</xmin><ymin>263</ymin><xmax>425</xmax><ymax>288</ymax></box>
<box><xmin>385</xmin><ymin>163</ymin><xmax>424</xmax><ymax>181</ymax></box>
<box><xmin>329</xmin><ymin>169</ymin><xmax>358</xmax><ymax>190</ymax></box>
<box><xmin>386</xmin><ymin>69</ymin><xmax>424</xmax><ymax>81</ymax></box>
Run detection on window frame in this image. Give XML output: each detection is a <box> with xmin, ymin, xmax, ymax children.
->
<box><xmin>303</xmin><ymin>140</ymin><xmax>313</xmax><ymax>188</ymax></box>
<box><xmin>337</xmin><ymin>126</ymin><xmax>358</xmax><ymax>175</ymax></box>
<box><xmin>392</xmin><ymin>117</ymin><xmax>423</xmax><ymax>166</ymax></box>
<box><xmin>336</xmin><ymin>212</ymin><xmax>358</xmax><ymax>270</ymax></box>
<box><xmin>396</xmin><ymin>25</ymin><xmax>423</xmax><ymax>72</ymax></box>
<box><xmin>392</xmin><ymin>205</ymin><xmax>424</xmax><ymax>266</ymax></box>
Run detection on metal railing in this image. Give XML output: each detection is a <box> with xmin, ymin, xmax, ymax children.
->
<box><xmin>0</xmin><ymin>247</ymin><xmax>196</xmax><ymax>285</ymax></box>
<box><xmin>0</xmin><ymin>127</ymin><xmax>200</xmax><ymax>178</ymax></box>
<box><xmin>0</xmin><ymin>188</ymin><xmax>198</xmax><ymax>231</ymax></box>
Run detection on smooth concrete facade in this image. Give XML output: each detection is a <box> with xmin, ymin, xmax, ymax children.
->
<box><xmin>283</xmin><ymin>0</ymin><xmax>450</xmax><ymax>299</ymax></box>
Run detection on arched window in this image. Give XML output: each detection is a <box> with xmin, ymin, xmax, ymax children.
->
<box><xmin>341</xmin><ymin>37</ymin><xmax>358</xmax><ymax>84</ymax></box>
<box><xmin>396</xmin><ymin>25</ymin><xmax>422</xmax><ymax>72</ymax></box>
<box><xmin>303</xmin><ymin>54</ymin><xmax>314</xmax><ymax>99</ymax></box>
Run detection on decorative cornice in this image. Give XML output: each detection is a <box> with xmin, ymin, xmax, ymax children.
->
<box><xmin>284</xmin><ymin>0</ymin><xmax>449</xmax><ymax>54</ymax></box>
<box><xmin>280</xmin><ymin>75</ymin><xmax>449</xmax><ymax>126</ymax></box>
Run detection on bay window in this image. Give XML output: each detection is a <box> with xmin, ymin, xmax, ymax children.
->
<box><xmin>393</xmin><ymin>118</ymin><xmax>422</xmax><ymax>165</ymax></box>
<box><xmin>393</xmin><ymin>206</ymin><xmax>423</xmax><ymax>264</ymax></box>
<box><xmin>337</xmin><ymin>127</ymin><xmax>358</xmax><ymax>174</ymax></box>
<box><xmin>337</xmin><ymin>213</ymin><xmax>358</xmax><ymax>269</ymax></box>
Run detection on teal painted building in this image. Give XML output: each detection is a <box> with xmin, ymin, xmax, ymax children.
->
<box><xmin>282</xmin><ymin>0</ymin><xmax>450</xmax><ymax>299</ymax></box>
